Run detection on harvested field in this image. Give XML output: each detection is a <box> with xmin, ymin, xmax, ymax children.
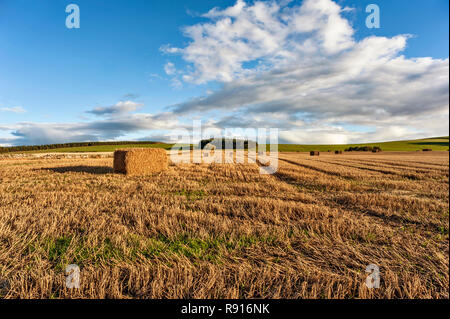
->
<box><xmin>0</xmin><ymin>151</ymin><xmax>448</xmax><ymax>299</ymax></box>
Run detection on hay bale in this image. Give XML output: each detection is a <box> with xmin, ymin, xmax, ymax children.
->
<box><xmin>310</xmin><ymin>151</ymin><xmax>320</xmax><ymax>156</ymax></box>
<box><xmin>335</xmin><ymin>150</ymin><xmax>343</xmax><ymax>154</ymax></box>
<box><xmin>372</xmin><ymin>146</ymin><xmax>382</xmax><ymax>153</ymax></box>
<box><xmin>113</xmin><ymin>148</ymin><xmax>168</xmax><ymax>176</ymax></box>
<box><xmin>422</xmin><ymin>149</ymin><xmax>432</xmax><ymax>152</ymax></box>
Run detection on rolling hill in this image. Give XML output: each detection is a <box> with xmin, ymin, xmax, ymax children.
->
<box><xmin>1</xmin><ymin>136</ymin><xmax>448</xmax><ymax>154</ymax></box>
<box><xmin>275</xmin><ymin>136</ymin><xmax>449</xmax><ymax>152</ymax></box>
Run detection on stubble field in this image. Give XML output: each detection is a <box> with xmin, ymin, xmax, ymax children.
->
<box><xmin>0</xmin><ymin>151</ymin><xmax>448</xmax><ymax>299</ymax></box>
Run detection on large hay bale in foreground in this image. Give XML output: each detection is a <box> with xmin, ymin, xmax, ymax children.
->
<box><xmin>310</xmin><ymin>151</ymin><xmax>320</xmax><ymax>156</ymax></box>
<box><xmin>113</xmin><ymin>148</ymin><xmax>168</xmax><ymax>175</ymax></box>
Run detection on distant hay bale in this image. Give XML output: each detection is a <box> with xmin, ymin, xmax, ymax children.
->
<box><xmin>369</xmin><ymin>146</ymin><xmax>382</xmax><ymax>153</ymax></box>
<box><xmin>335</xmin><ymin>150</ymin><xmax>343</xmax><ymax>154</ymax></box>
<box><xmin>422</xmin><ymin>149</ymin><xmax>432</xmax><ymax>152</ymax></box>
<box><xmin>310</xmin><ymin>151</ymin><xmax>320</xmax><ymax>156</ymax></box>
<box><xmin>113</xmin><ymin>148</ymin><xmax>168</xmax><ymax>176</ymax></box>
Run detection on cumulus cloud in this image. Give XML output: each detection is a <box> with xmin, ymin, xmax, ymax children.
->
<box><xmin>0</xmin><ymin>104</ymin><xmax>183</xmax><ymax>145</ymax></box>
<box><xmin>172</xmin><ymin>35</ymin><xmax>448</xmax><ymax>120</ymax></box>
<box><xmin>163</xmin><ymin>0</ymin><xmax>448</xmax><ymax>143</ymax></box>
<box><xmin>162</xmin><ymin>0</ymin><xmax>355</xmax><ymax>83</ymax></box>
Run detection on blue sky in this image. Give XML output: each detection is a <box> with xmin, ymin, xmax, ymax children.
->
<box><xmin>0</xmin><ymin>0</ymin><xmax>448</xmax><ymax>145</ymax></box>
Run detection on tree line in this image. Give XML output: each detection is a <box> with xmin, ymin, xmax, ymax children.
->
<box><xmin>0</xmin><ymin>141</ymin><xmax>160</xmax><ymax>154</ymax></box>
<box><xmin>344</xmin><ymin>146</ymin><xmax>382</xmax><ymax>152</ymax></box>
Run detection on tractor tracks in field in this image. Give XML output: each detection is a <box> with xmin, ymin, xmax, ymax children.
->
<box><xmin>277</xmin><ymin>157</ymin><xmax>355</xmax><ymax>180</ymax></box>
<box><xmin>272</xmin><ymin>157</ymin><xmax>447</xmax><ymax>235</ymax></box>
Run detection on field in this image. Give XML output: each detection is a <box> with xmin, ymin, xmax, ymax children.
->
<box><xmin>16</xmin><ymin>143</ymin><xmax>176</xmax><ymax>153</ymax></box>
<box><xmin>0</xmin><ymin>151</ymin><xmax>448</xmax><ymax>298</ymax></box>
<box><xmin>3</xmin><ymin>136</ymin><xmax>448</xmax><ymax>154</ymax></box>
<box><xmin>277</xmin><ymin>136</ymin><xmax>449</xmax><ymax>152</ymax></box>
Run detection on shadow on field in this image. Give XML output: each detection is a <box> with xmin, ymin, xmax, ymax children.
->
<box><xmin>272</xmin><ymin>171</ymin><xmax>299</xmax><ymax>187</ymax></box>
<box><xmin>42</xmin><ymin>166</ymin><xmax>113</xmax><ymax>175</ymax></box>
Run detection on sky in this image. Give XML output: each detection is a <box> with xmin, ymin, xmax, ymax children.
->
<box><xmin>0</xmin><ymin>0</ymin><xmax>448</xmax><ymax>146</ymax></box>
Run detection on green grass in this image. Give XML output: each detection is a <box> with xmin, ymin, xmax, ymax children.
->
<box><xmin>12</xmin><ymin>136</ymin><xmax>449</xmax><ymax>153</ymax></box>
<box><xmin>275</xmin><ymin>136</ymin><xmax>449</xmax><ymax>152</ymax></box>
<box><xmin>172</xmin><ymin>189</ymin><xmax>207</xmax><ymax>201</ymax></box>
<box><xmin>28</xmin><ymin>233</ymin><xmax>281</xmax><ymax>269</ymax></box>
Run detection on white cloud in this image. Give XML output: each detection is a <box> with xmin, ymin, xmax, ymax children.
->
<box><xmin>160</xmin><ymin>44</ymin><xmax>183</xmax><ymax>54</ymax></box>
<box><xmin>162</xmin><ymin>0</ymin><xmax>355</xmax><ymax>83</ymax></box>
<box><xmin>1</xmin><ymin>106</ymin><xmax>26</xmax><ymax>113</ymax></box>
<box><xmin>164</xmin><ymin>0</ymin><xmax>448</xmax><ymax>143</ymax></box>
<box><xmin>1</xmin><ymin>108</ymin><xmax>184</xmax><ymax>146</ymax></box>
<box><xmin>86</xmin><ymin>101</ymin><xmax>143</xmax><ymax>116</ymax></box>
<box><xmin>164</xmin><ymin>62</ymin><xmax>177</xmax><ymax>75</ymax></box>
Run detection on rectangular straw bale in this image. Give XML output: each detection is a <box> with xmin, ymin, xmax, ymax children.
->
<box><xmin>310</xmin><ymin>151</ymin><xmax>320</xmax><ymax>156</ymax></box>
<box><xmin>113</xmin><ymin>148</ymin><xmax>168</xmax><ymax>175</ymax></box>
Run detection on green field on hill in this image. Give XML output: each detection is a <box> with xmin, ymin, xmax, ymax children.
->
<box><xmin>28</xmin><ymin>143</ymin><xmax>175</xmax><ymax>153</ymax></box>
<box><xmin>275</xmin><ymin>136</ymin><xmax>449</xmax><ymax>152</ymax></box>
<box><xmin>4</xmin><ymin>136</ymin><xmax>449</xmax><ymax>153</ymax></box>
